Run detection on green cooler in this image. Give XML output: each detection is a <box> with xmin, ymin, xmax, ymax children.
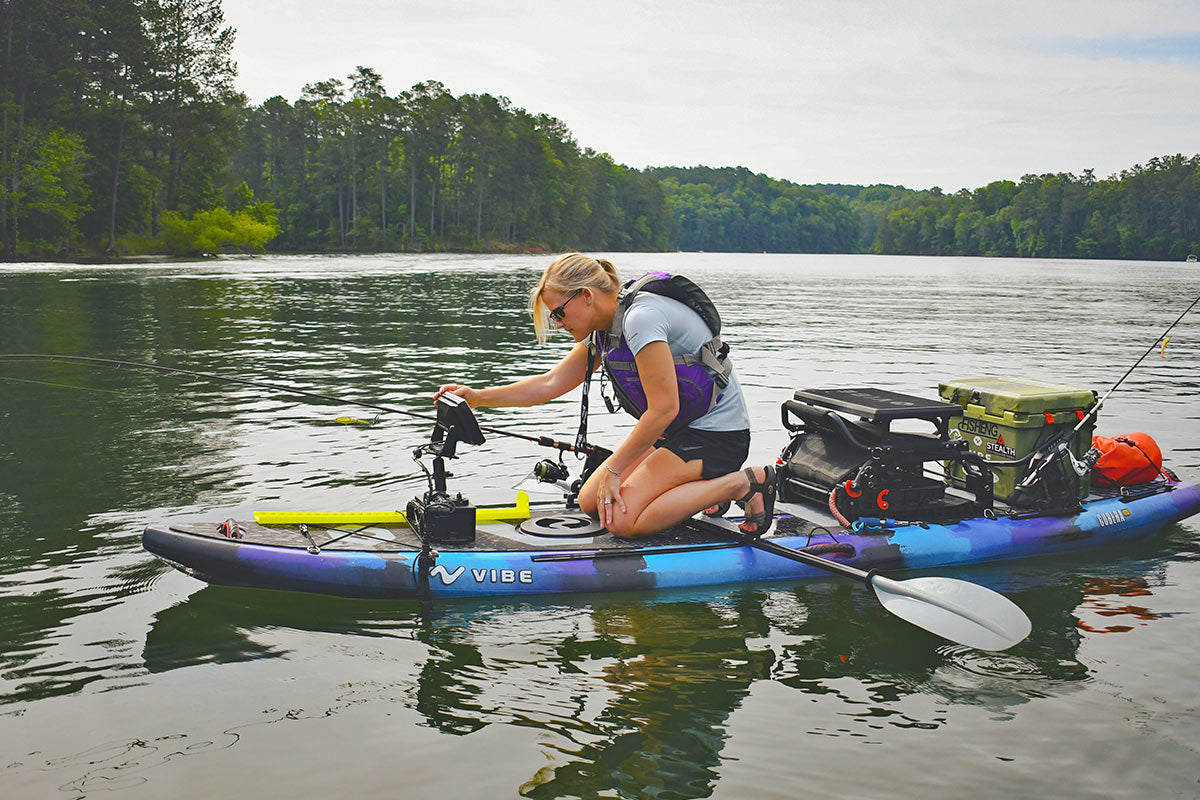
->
<box><xmin>938</xmin><ymin>377</ymin><xmax>1098</xmax><ymax>500</ymax></box>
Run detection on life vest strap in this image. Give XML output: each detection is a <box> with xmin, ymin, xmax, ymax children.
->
<box><xmin>601</xmin><ymin>342</ymin><xmax>731</xmax><ymax>387</ymax></box>
<box><xmin>589</xmin><ymin>272</ymin><xmax>735</xmax><ymax>429</ymax></box>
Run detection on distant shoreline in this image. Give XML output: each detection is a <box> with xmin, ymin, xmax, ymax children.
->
<box><xmin>5</xmin><ymin>242</ymin><xmax>559</xmax><ymax>265</ymax></box>
<box><xmin>8</xmin><ymin>249</ymin><xmax>1199</xmax><ymax>268</ymax></box>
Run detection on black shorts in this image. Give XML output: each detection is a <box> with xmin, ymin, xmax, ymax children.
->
<box><xmin>654</xmin><ymin>427</ymin><xmax>751</xmax><ymax>480</ymax></box>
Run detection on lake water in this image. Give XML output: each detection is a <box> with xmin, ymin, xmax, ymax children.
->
<box><xmin>1</xmin><ymin>253</ymin><xmax>1198</xmax><ymax>799</ymax></box>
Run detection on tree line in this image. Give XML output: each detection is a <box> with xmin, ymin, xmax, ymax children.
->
<box><xmin>850</xmin><ymin>157</ymin><xmax>1200</xmax><ymax>261</ymax></box>
<box><xmin>1</xmin><ymin>0</ymin><xmax>281</xmax><ymax>258</ymax></box>
<box><xmin>652</xmin><ymin>166</ymin><xmax>860</xmax><ymax>253</ymax></box>
<box><xmin>3</xmin><ymin>0</ymin><xmax>1198</xmax><ymax>261</ymax></box>
<box><xmin>233</xmin><ymin>71</ymin><xmax>671</xmax><ymax>253</ymax></box>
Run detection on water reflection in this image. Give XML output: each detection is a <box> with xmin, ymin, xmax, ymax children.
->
<box><xmin>1073</xmin><ymin>577</ymin><xmax>1162</xmax><ymax>634</ymax></box>
<box><xmin>396</xmin><ymin>578</ymin><xmax>1102</xmax><ymax>796</ymax></box>
<box><xmin>103</xmin><ymin>561</ymin><xmax>1117</xmax><ymax>795</ymax></box>
<box><xmin>5</xmin><ymin>563</ymin><xmax>1172</xmax><ymax>797</ymax></box>
<box><xmin>2</xmin><ymin>255</ymin><xmax>1199</xmax><ymax>797</ymax></box>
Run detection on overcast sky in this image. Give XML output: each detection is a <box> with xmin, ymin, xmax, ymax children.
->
<box><xmin>221</xmin><ymin>0</ymin><xmax>1200</xmax><ymax>191</ymax></box>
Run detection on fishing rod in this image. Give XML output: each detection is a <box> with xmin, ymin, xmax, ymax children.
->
<box><xmin>1008</xmin><ymin>289</ymin><xmax>1200</xmax><ymax>503</ymax></box>
<box><xmin>0</xmin><ymin>353</ymin><xmax>596</xmax><ymax>456</ymax></box>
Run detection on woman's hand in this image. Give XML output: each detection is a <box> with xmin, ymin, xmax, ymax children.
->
<box><xmin>434</xmin><ymin>384</ymin><xmax>480</xmax><ymax>407</ymax></box>
<box><xmin>597</xmin><ymin>466</ymin><xmax>626</xmax><ymax>527</ymax></box>
<box><xmin>432</xmin><ymin>344</ymin><xmax>591</xmax><ymax>411</ymax></box>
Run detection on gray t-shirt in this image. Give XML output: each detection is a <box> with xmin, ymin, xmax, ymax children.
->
<box><xmin>621</xmin><ymin>292</ymin><xmax>751</xmax><ymax>431</ymax></box>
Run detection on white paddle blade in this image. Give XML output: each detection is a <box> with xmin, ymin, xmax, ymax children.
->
<box><xmin>871</xmin><ymin>575</ymin><xmax>1032</xmax><ymax>651</ymax></box>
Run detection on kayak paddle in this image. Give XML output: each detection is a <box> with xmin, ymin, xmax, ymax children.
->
<box><xmin>707</xmin><ymin>518</ymin><xmax>1032</xmax><ymax>651</ymax></box>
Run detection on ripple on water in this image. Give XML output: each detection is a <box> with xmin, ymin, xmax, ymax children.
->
<box><xmin>4</xmin><ymin>254</ymin><xmax>1200</xmax><ymax>799</ymax></box>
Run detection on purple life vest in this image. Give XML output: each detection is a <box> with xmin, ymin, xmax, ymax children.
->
<box><xmin>589</xmin><ymin>272</ymin><xmax>733</xmax><ymax>435</ymax></box>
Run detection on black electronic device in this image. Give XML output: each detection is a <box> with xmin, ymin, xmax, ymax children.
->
<box><xmin>409</xmin><ymin>393</ymin><xmax>485</xmax><ymax>544</ymax></box>
<box><xmin>429</xmin><ymin>391</ymin><xmax>485</xmax><ymax>458</ymax></box>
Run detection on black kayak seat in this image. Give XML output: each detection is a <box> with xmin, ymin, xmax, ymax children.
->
<box><xmin>782</xmin><ymin>388</ymin><xmax>965</xmax><ymax>466</ymax></box>
<box><xmin>779</xmin><ymin>388</ymin><xmax>990</xmax><ymax>519</ymax></box>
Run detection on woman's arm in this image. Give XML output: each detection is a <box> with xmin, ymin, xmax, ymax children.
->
<box><xmin>594</xmin><ymin>340</ymin><xmax>679</xmax><ymax>521</ymax></box>
<box><xmin>435</xmin><ymin>341</ymin><xmax>592</xmax><ymax>408</ymax></box>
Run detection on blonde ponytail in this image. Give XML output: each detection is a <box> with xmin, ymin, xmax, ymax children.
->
<box><xmin>528</xmin><ymin>253</ymin><xmax>621</xmax><ymax>343</ymax></box>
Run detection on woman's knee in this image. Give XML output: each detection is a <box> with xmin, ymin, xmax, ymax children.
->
<box><xmin>606</xmin><ymin>515</ymin><xmax>642</xmax><ymax>539</ymax></box>
<box><xmin>577</xmin><ymin>476</ymin><xmax>599</xmax><ymax>515</ymax></box>
<box><xmin>605</xmin><ymin>501</ymin><xmax>667</xmax><ymax>538</ymax></box>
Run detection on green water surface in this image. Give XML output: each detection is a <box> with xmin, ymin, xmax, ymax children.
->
<box><xmin>1</xmin><ymin>253</ymin><xmax>1198</xmax><ymax>799</ymax></box>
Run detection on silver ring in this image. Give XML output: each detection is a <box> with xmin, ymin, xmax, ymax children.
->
<box><xmin>604</xmin><ymin>499</ymin><xmax>612</xmax><ymax>504</ymax></box>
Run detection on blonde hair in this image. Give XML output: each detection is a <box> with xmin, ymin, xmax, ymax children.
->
<box><xmin>528</xmin><ymin>252</ymin><xmax>621</xmax><ymax>343</ymax></box>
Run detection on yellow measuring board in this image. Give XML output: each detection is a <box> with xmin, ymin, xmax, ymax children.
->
<box><xmin>253</xmin><ymin>491</ymin><xmax>531</xmax><ymax>527</ymax></box>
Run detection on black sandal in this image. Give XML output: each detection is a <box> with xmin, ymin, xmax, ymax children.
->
<box><xmin>703</xmin><ymin>500</ymin><xmax>731</xmax><ymax>518</ymax></box>
<box><xmin>736</xmin><ymin>466</ymin><xmax>777</xmax><ymax>538</ymax></box>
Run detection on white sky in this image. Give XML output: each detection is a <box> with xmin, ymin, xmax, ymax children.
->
<box><xmin>221</xmin><ymin>0</ymin><xmax>1200</xmax><ymax>191</ymax></box>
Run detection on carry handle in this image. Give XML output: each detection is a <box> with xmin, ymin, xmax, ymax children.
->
<box><xmin>781</xmin><ymin>400</ymin><xmax>874</xmax><ymax>451</ymax></box>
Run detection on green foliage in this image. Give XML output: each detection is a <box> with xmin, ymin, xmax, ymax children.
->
<box><xmin>161</xmin><ymin>182</ymin><xmax>280</xmax><ymax>255</ymax></box>
<box><xmin>2</xmin><ymin>0</ymin><xmax>1197</xmax><ymax>262</ymax></box>
<box><xmin>653</xmin><ymin>167</ymin><xmax>859</xmax><ymax>252</ymax></box>
<box><xmin>14</xmin><ymin>128</ymin><xmax>92</xmax><ymax>253</ymax></box>
<box><xmin>1</xmin><ymin>0</ymin><xmax>240</xmax><ymax>258</ymax></box>
<box><xmin>862</xmin><ymin>157</ymin><xmax>1200</xmax><ymax>260</ymax></box>
<box><xmin>160</xmin><ymin>205</ymin><xmax>281</xmax><ymax>256</ymax></box>
<box><xmin>230</xmin><ymin>76</ymin><xmax>676</xmax><ymax>253</ymax></box>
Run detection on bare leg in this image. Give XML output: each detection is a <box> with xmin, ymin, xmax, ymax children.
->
<box><xmin>604</xmin><ymin>451</ymin><xmax>761</xmax><ymax>539</ymax></box>
<box><xmin>629</xmin><ymin>468</ymin><xmax>755</xmax><ymax>536</ymax></box>
<box><xmin>578</xmin><ymin>446</ymin><xmax>656</xmax><ymax>516</ymax></box>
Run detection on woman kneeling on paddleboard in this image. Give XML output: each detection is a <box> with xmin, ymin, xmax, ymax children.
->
<box><xmin>435</xmin><ymin>252</ymin><xmax>776</xmax><ymax>538</ymax></box>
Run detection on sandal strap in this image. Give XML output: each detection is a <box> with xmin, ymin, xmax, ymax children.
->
<box><xmin>738</xmin><ymin>467</ymin><xmax>762</xmax><ymax>503</ymax></box>
<box><xmin>737</xmin><ymin>465</ymin><xmax>776</xmax><ymax>538</ymax></box>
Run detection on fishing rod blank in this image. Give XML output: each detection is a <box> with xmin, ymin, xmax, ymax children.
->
<box><xmin>0</xmin><ymin>354</ymin><xmax>593</xmax><ymax>455</ymax></box>
<box><xmin>1009</xmin><ymin>288</ymin><xmax>1200</xmax><ymax>500</ymax></box>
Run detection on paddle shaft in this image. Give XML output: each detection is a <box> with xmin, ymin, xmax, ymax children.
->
<box><xmin>748</xmin><ymin>535</ymin><xmax>997</xmax><ymax>627</ymax></box>
<box><xmin>725</xmin><ymin>523</ymin><xmax>1031</xmax><ymax>649</ymax></box>
<box><xmin>0</xmin><ymin>353</ymin><xmax>593</xmax><ymax>455</ymax></box>
<box><xmin>747</xmin><ymin>534</ymin><xmax>874</xmax><ymax>584</ymax></box>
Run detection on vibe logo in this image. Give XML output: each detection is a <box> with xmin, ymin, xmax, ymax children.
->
<box><xmin>520</xmin><ymin>513</ymin><xmax>605</xmax><ymax>536</ymax></box>
<box><xmin>430</xmin><ymin>564</ymin><xmax>466</xmax><ymax>584</ymax></box>
<box><xmin>429</xmin><ymin>564</ymin><xmax>534</xmax><ymax>585</ymax></box>
<box><xmin>527</xmin><ymin>516</ymin><xmax>594</xmax><ymax>532</ymax></box>
<box><xmin>470</xmin><ymin>568</ymin><xmax>533</xmax><ymax>584</ymax></box>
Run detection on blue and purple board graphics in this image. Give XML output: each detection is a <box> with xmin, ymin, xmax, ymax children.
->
<box><xmin>142</xmin><ymin>481</ymin><xmax>1200</xmax><ymax>600</ymax></box>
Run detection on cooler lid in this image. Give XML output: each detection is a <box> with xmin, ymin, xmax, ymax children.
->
<box><xmin>938</xmin><ymin>376</ymin><xmax>1096</xmax><ymax>415</ymax></box>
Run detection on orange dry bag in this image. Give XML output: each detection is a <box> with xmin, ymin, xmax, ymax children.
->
<box><xmin>1090</xmin><ymin>432</ymin><xmax>1165</xmax><ymax>487</ymax></box>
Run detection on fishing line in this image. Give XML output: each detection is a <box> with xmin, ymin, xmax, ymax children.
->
<box><xmin>1063</xmin><ymin>287</ymin><xmax>1200</xmax><ymax>448</ymax></box>
<box><xmin>1095</xmin><ymin>289</ymin><xmax>1200</xmax><ymax>409</ymax></box>
<box><xmin>0</xmin><ymin>374</ymin><xmax>124</xmax><ymax>394</ymax></box>
<box><xmin>1010</xmin><ymin>288</ymin><xmax>1200</xmax><ymax>501</ymax></box>
<box><xmin>0</xmin><ymin>354</ymin><xmax>594</xmax><ymax>455</ymax></box>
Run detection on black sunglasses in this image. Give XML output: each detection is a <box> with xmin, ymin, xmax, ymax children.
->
<box><xmin>548</xmin><ymin>289</ymin><xmax>583</xmax><ymax>322</ymax></box>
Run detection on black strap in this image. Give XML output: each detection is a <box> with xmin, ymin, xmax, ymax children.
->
<box><xmin>1115</xmin><ymin>436</ymin><xmax>1169</xmax><ymax>480</ymax></box>
<box><xmin>576</xmin><ymin>344</ymin><xmax>596</xmax><ymax>452</ymax></box>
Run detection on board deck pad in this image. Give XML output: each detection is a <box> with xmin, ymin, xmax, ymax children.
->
<box><xmin>519</xmin><ymin>513</ymin><xmax>608</xmax><ymax>537</ymax></box>
<box><xmin>168</xmin><ymin>510</ymin><xmax>831</xmax><ymax>554</ymax></box>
